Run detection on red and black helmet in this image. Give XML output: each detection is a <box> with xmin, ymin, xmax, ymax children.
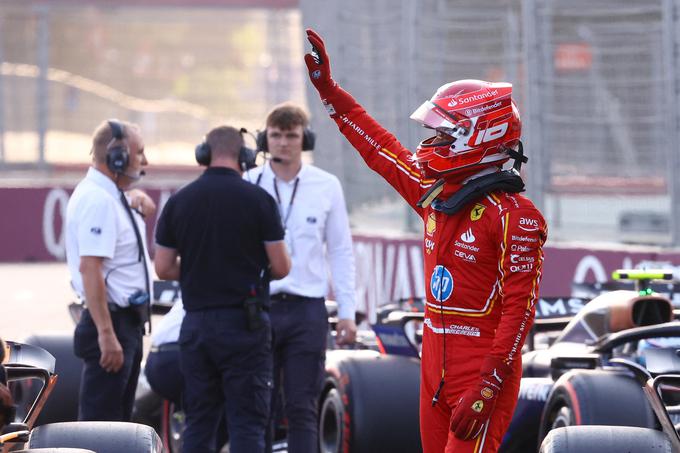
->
<box><xmin>410</xmin><ymin>79</ymin><xmax>521</xmax><ymax>180</ymax></box>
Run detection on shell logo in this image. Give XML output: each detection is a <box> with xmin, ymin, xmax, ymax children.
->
<box><xmin>426</xmin><ymin>213</ymin><xmax>437</xmax><ymax>236</ymax></box>
<box><xmin>481</xmin><ymin>387</ymin><xmax>494</xmax><ymax>399</ymax></box>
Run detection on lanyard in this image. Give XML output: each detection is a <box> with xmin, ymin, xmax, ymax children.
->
<box><xmin>273</xmin><ymin>177</ymin><xmax>300</xmax><ymax>228</ymax></box>
<box><xmin>119</xmin><ymin>191</ymin><xmax>152</xmax><ymax>333</ymax></box>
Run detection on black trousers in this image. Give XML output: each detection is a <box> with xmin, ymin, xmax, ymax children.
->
<box><xmin>179</xmin><ymin>307</ymin><xmax>272</xmax><ymax>453</ymax></box>
<box><xmin>73</xmin><ymin>308</ymin><xmax>143</xmax><ymax>421</ymax></box>
<box><xmin>145</xmin><ymin>346</ymin><xmax>182</xmax><ymax>406</ymax></box>
<box><xmin>267</xmin><ymin>295</ymin><xmax>328</xmax><ymax>453</ymax></box>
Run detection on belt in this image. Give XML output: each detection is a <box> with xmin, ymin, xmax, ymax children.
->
<box><xmin>271</xmin><ymin>292</ymin><xmax>323</xmax><ymax>302</ymax></box>
<box><xmin>150</xmin><ymin>342</ymin><xmax>180</xmax><ymax>353</ymax></box>
<box><xmin>108</xmin><ymin>303</ymin><xmax>133</xmax><ymax>313</ymax></box>
<box><xmin>187</xmin><ymin>304</ymin><xmax>269</xmax><ymax>312</ymax></box>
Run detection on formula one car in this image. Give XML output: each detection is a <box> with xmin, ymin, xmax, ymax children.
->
<box><xmin>1</xmin><ymin>339</ymin><xmax>162</xmax><ymax>453</ymax></box>
<box><xmin>502</xmin><ymin>269</ymin><xmax>680</xmax><ymax>452</ymax></box>
<box><xmin>18</xmin><ymin>269</ymin><xmax>680</xmax><ymax>453</ymax></box>
<box><xmin>538</xmin><ymin>364</ymin><xmax>680</xmax><ymax>452</ymax></box>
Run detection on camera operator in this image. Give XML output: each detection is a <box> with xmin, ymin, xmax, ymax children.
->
<box><xmin>154</xmin><ymin>125</ymin><xmax>290</xmax><ymax>453</ymax></box>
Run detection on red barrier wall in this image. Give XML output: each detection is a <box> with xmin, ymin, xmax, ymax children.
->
<box><xmin>2</xmin><ymin>187</ymin><xmax>679</xmax><ymax>304</ymax></box>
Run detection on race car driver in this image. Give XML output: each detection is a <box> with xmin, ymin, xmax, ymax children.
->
<box><xmin>304</xmin><ymin>29</ymin><xmax>547</xmax><ymax>453</ymax></box>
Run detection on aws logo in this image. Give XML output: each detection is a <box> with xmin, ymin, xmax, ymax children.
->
<box><xmin>518</xmin><ymin>217</ymin><xmax>539</xmax><ymax>232</ymax></box>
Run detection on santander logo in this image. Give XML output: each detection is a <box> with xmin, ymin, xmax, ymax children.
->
<box><xmin>460</xmin><ymin>228</ymin><xmax>476</xmax><ymax>243</ymax></box>
<box><xmin>453</xmin><ymin>89</ymin><xmax>499</xmax><ymax>107</ymax></box>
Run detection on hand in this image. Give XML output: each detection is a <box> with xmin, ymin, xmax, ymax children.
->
<box><xmin>449</xmin><ymin>357</ymin><xmax>511</xmax><ymax>440</ymax></box>
<box><xmin>127</xmin><ymin>189</ymin><xmax>156</xmax><ymax>217</ymax></box>
<box><xmin>304</xmin><ymin>28</ymin><xmax>336</xmax><ymax>95</ymax></box>
<box><xmin>335</xmin><ymin>318</ymin><xmax>357</xmax><ymax>346</ymax></box>
<box><xmin>98</xmin><ymin>331</ymin><xmax>124</xmax><ymax>373</ymax></box>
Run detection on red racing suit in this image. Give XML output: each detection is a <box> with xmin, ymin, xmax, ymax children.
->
<box><xmin>321</xmin><ymin>88</ymin><xmax>547</xmax><ymax>453</ymax></box>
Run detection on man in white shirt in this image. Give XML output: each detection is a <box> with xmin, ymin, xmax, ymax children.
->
<box><xmin>65</xmin><ymin>119</ymin><xmax>153</xmax><ymax>421</ymax></box>
<box><xmin>245</xmin><ymin>103</ymin><xmax>357</xmax><ymax>453</ymax></box>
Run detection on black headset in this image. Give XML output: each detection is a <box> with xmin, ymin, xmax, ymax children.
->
<box><xmin>195</xmin><ymin>128</ymin><xmax>257</xmax><ymax>171</ymax></box>
<box><xmin>256</xmin><ymin>127</ymin><xmax>316</xmax><ymax>152</ymax></box>
<box><xmin>106</xmin><ymin>119</ymin><xmax>129</xmax><ymax>174</ymax></box>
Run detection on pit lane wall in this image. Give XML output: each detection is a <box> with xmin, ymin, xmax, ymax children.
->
<box><xmin>4</xmin><ymin>187</ymin><xmax>680</xmax><ymax>313</ymax></box>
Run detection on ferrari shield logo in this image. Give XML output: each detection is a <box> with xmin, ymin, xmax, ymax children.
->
<box><xmin>472</xmin><ymin>400</ymin><xmax>484</xmax><ymax>413</ymax></box>
<box><xmin>426</xmin><ymin>213</ymin><xmax>437</xmax><ymax>236</ymax></box>
<box><xmin>470</xmin><ymin>204</ymin><xmax>485</xmax><ymax>221</ymax></box>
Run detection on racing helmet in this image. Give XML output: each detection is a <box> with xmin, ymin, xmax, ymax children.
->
<box><xmin>410</xmin><ymin>79</ymin><xmax>521</xmax><ymax>179</ymax></box>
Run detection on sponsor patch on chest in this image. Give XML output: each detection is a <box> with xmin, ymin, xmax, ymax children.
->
<box><xmin>470</xmin><ymin>203</ymin><xmax>486</xmax><ymax>221</ymax></box>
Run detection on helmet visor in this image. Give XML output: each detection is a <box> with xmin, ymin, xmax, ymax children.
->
<box><xmin>410</xmin><ymin>101</ymin><xmax>469</xmax><ymax>137</ymax></box>
<box><xmin>410</xmin><ymin>100</ymin><xmax>457</xmax><ymax>129</ymax></box>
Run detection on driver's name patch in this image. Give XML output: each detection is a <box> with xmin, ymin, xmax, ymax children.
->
<box><xmin>424</xmin><ymin>318</ymin><xmax>480</xmax><ymax>337</ymax></box>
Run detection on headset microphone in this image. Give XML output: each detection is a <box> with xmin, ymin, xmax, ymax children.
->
<box><xmin>122</xmin><ymin>170</ymin><xmax>146</xmax><ymax>181</ymax></box>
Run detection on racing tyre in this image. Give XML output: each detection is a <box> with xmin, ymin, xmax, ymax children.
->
<box><xmin>538</xmin><ymin>369</ymin><xmax>656</xmax><ymax>445</ymax></box>
<box><xmin>539</xmin><ymin>426</ymin><xmax>671</xmax><ymax>453</ymax></box>
<box><xmin>22</xmin><ymin>333</ymin><xmax>82</xmax><ymax>425</ymax></box>
<box><xmin>27</xmin><ymin>421</ymin><xmax>162</xmax><ymax>453</ymax></box>
<box><xmin>319</xmin><ymin>350</ymin><xmax>421</xmax><ymax>453</ymax></box>
<box><xmin>319</xmin><ymin>389</ymin><xmax>344</xmax><ymax>453</ymax></box>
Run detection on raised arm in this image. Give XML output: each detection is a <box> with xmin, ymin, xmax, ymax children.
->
<box><xmin>304</xmin><ymin>28</ymin><xmax>432</xmax><ymax>213</ymax></box>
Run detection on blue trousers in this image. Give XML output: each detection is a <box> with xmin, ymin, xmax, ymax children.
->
<box><xmin>73</xmin><ymin>308</ymin><xmax>143</xmax><ymax>421</ymax></box>
<box><xmin>267</xmin><ymin>296</ymin><xmax>328</xmax><ymax>453</ymax></box>
<box><xmin>179</xmin><ymin>308</ymin><xmax>272</xmax><ymax>453</ymax></box>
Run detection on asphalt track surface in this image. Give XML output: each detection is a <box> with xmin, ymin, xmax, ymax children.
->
<box><xmin>1</xmin><ymin>263</ymin><xmax>75</xmax><ymax>342</ymax></box>
<box><xmin>0</xmin><ymin>262</ymin><xmax>160</xmax><ymax>355</ymax></box>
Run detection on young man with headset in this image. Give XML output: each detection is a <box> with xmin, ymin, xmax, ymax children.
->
<box><xmin>245</xmin><ymin>102</ymin><xmax>357</xmax><ymax>453</ymax></box>
<box><xmin>65</xmin><ymin>119</ymin><xmax>154</xmax><ymax>421</ymax></box>
<box><xmin>154</xmin><ymin>125</ymin><xmax>291</xmax><ymax>453</ymax></box>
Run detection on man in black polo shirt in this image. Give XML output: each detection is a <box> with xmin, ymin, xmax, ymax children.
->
<box><xmin>154</xmin><ymin>125</ymin><xmax>291</xmax><ymax>453</ymax></box>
